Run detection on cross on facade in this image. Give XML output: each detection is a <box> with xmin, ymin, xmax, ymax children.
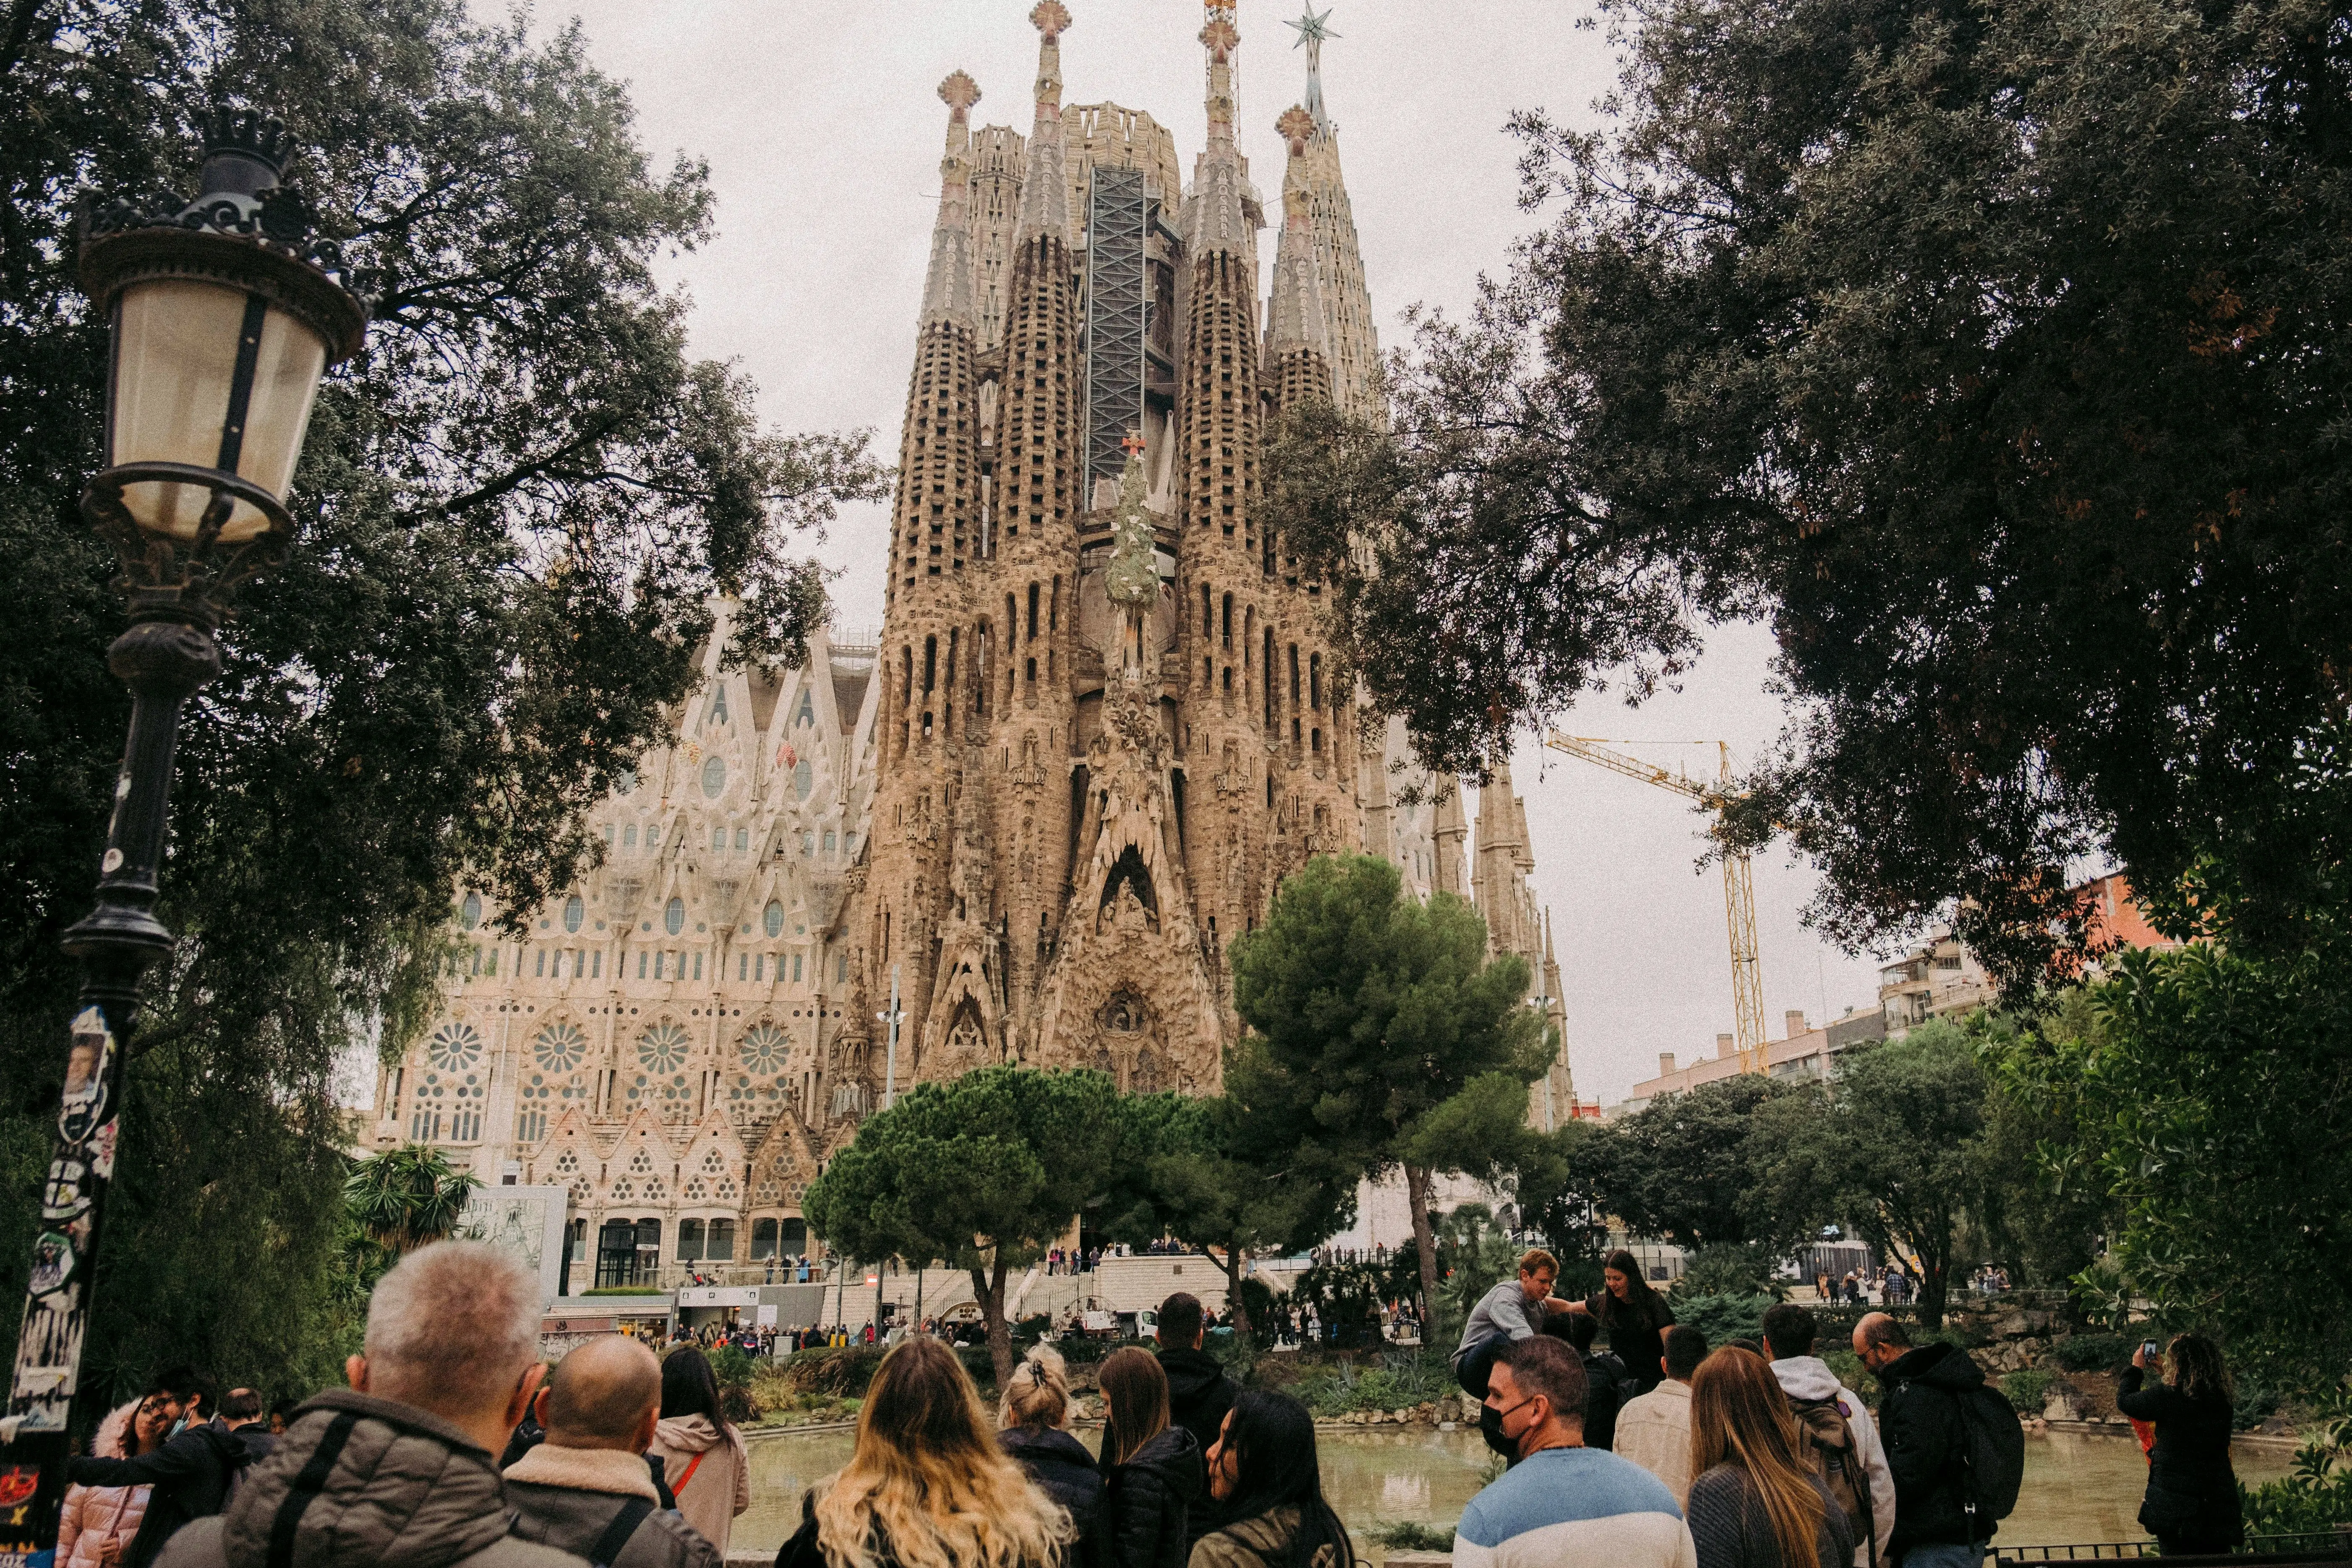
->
<box><xmin>1121</xmin><ymin>428</ymin><xmax>1146</xmax><ymax>459</ymax></box>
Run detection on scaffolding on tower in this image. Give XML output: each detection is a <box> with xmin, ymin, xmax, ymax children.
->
<box><xmin>1540</xmin><ymin>733</ymin><xmax>1769</xmax><ymax>1073</ymax></box>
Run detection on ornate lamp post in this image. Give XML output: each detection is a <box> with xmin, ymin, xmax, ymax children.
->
<box><xmin>0</xmin><ymin>108</ymin><xmax>365</xmax><ymax>1553</ymax></box>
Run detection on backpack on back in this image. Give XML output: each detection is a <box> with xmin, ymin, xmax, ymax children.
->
<box><xmin>1955</xmin><ymin>1383</ymin><xmax>2026</xmax><ymax>1526</ymax></box>
<box><xmin>1790</xmin><ymin>1394</ymin><xmax>1877</xmax><ymax>1565</ymax></box>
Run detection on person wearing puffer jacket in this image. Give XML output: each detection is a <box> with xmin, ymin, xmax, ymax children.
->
<box><xmin>646</xmin><ymin>1349</ymin><xmax>749</xmax><ymax>1559</ymax></box>
<box><xmin>998</xmin><ymin>1346</ymin><xmax>1106</xmax><ymax>1568</ymax></box>
<box><xmin>61</xmin><ymin>1398</ymin><xmax>169</xmax><ymax>1568</ymax></box>
<box><xmin>1096</xmin><ymin>1350</ymin><xmax>1201</xmax><ymax>1568</ymax></box>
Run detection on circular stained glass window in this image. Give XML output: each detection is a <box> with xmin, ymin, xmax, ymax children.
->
<box><xmin>427</xmin><ymin>1021</ymin><xmax>482</xmax><ymax>1072</ymax></box>
<box><xmin>638</xmin><ymin>1022</ymin><xmax>690</xmax><ymax>1073</ymax></box>
<box><xmin>664</xmin><ymin>897</ymin><xmax>684</xmax><ymax>936</ymax></box>
<box><xmin>564</xmin><ymin>895</ymin><xmax>584</xmax><ymax>934</ymax></box>
<box><xmin>702</xmin><ymin>756</ymin><xmax>727</xmax><ymax>798</ymax></box>
<box><xmin>459</xmin><ymin>892</ymin><xmax>481</xmax><ymax>930</ymax></box>
<box><xmin>740</xmin><ymin>1024</ymin><xmax>790</xmax><ymax>1073</ymax></box>
<box><xmin>763</xmin><ymin>901</ymin><xmax>785</xmax><ymax>939</ymax></box>
<box><xmin>533</xmin><ymin>1022</ymin><xmax>587</xmax><ymax>1073</ymax></box>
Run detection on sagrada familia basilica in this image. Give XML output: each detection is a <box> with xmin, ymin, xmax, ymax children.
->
<box><xmin>368</xmin><ymin>2</ymin><xmax>1576</xmax><ymax>1288</ymax></box>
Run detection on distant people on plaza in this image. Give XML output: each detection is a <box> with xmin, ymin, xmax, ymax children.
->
<box><xmin>505</xmin><ymin>1336</ymin><xmax>720</xmax><ymax>1568</ymax></box>
<box><xmin>1762</xmin><ymin>1306</ymin><xmax>1892</xmax><ymax>1568</ymax></box>
<box><xmin>1453</xmin><ymin>1249</ymin><xmax>1574</xmax><ymax>1399</ymax></box>
<box><xmin>2118</xmin><ymin>1335</ymin><xmax>2243</xmax><ymax>1557</ymax></box>
<box><xmin>1852</xmin><ymin>1312</ymin><xmax>2019</xmax><ymax>1568</ymax></box>
<box><xmin>71</xmin><ymin>1368</ymin><xmax>272</xmax><ymax>1568</ymax></box>
<box><xmin>157</xmin><ymin>1241</ymin><xmax>572</xmax><ymax>1568</ymax></box>
<box><xmin>60</xmin><ymin>1396</ymin><xmax>168</xmax><ymax>1568</ymax></box>
<box><xmin>649</xmin><ymin>1346</ymin><xmax>750</xmax><ymax>1559</ymax></box>
<box><xmin>1457</xmin><ymin>1336</ymin><xmax>1696</xmax><ymax>1568</ymax></box>
<box><xmin>999</xmin><ymin>1345</ymin><xmax>1106</xmax><ymax>1568</ymax></box>
<box><xmin>1685</xmin><ymin>1348</ymin><xmax>1853</xmax><ymax>1568</ymax></box>
<box><xmin>777</xmin><ymin>1337</ymin><xmax>1068</xmax><ymax>1568</ymax></box>
<box><xmin>1097</xmin><ymin>1347</ymin><xmax>1202</xmax><ymax>1568</ymax></box>
<box><xmin>1155</xmin><ymin>1291</ymin><xmax>1237</xmax><ymax>1537</ymax></box>
<box><xmin>1189</xmin><ymin>1392</ymin><xmax>1352</xmax><ymax>1568</ymax></box>
<box><xmin>1618</xmin><ymin>1325</ymin><xmax>1711</xmax><ymax>1507</ymax></box>
<box><xmin>1544</xmin><ymin>1309</ymin><xmax>1627</xmax><ymax>1452</ymax></box>
<box><xmin>1589</xmin><ymin>1251</ymin><xmax>1678</xmax><ymax>1398</ymax></box>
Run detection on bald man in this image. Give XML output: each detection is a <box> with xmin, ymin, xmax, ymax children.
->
<box><xmin>505</xmin><ymin>1338</ymin><xmax>720</xmax><ymax>1568</ymax></box>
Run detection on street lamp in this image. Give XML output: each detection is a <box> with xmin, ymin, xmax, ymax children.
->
<box><xmin>0</xmin><ymin>107</ymin><xmax>366</xmax><ymax>1547</ymax></box>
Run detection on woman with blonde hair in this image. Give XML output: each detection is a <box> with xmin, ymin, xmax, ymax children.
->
<box><xmin>2119</xmin><ymin>1333</ymin><xmax>2243</xmax><ymax>1555</ymax></box>
<box><xmin>776</xmin><ymin>1336</ymin><xmax>1069</xmax><ymax>1568</ymax></box>
<box><xmin>1097</xmin><ymin>1348</ymin><xmax>1202</xmax><ymax>1568</ymax></box>
<box><xmin>1685</xmin><ymin>1348</ymin><xmax>1852</xmax><ymax>1568</ymax></box>
<box><xmin>999</xmin><ymin>1345</ymin><xmax>1106</xmax><ymax>1568</ymax></box>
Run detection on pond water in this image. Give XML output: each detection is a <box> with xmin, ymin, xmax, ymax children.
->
<box><xmin>739</xmin><ymin>1425</ymin><xmax>2297</xmax><ymax>1559</ymax></box>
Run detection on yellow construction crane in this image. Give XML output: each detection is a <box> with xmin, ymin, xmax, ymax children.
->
<box><xmin>1540</xmin><ymin>733</ymin><xmax>1769</xmax><ymax>1074</ymax></box>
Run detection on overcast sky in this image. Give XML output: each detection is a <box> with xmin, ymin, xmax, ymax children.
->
<box><xmin>518</xmin><ymin>0</ymin><xmax>1896</xmax><ymax>1104</ymax></box>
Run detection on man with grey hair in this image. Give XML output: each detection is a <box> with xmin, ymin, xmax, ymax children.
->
<box><xmin>159</xmin><ymin>1241</ymin><xmax>584</xmax><ymax>1568</ymax></box>
<box><xmin>506</xmin><ymin>1338</ymin><xmax>719</xmax><ymax>1568</ymax></box>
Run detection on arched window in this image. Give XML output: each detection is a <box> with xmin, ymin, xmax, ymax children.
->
<box><xmin>711</xmin><ymin>826</ymin><xmax>726</xmax><ymax>851</ymax></box>
<box><xmin>624</xmin><ymin>824</ymin><xmax>637</xmax><ymax>848</ymax></box>
<box><xmin>665</xmin><ymin>897</ymin><xmax>685</xmax><ymax>935</ymax></box>
<box><xmin>735</xmin><ymin>827</ymin><xmax>749</xmax><ymax>851</ymax></box>
<box><xmin>764</xmin><ymin>901</ymin><xmax>785</xmax><ymax>938</ymax></box>
<box><xmin>459</xmin><ymin>892</ymin><xmax>481</xmax><ymax>930</ymax></box>
<box><xmin>701</xmin><ymin>756</ymin><xmax>727</xmax><ymax>798</ymax></box>
<box><xmin>563</xmin><ymin>895</ymin><xmax>583</xmax><ymax>933</ymax></box>
<box><xmin>794</xmin><ymin>759</ymin><xmax>814</xmax><ymax>800</ymax></box>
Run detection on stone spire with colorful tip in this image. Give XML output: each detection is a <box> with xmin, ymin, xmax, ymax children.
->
<box><xmin>1265</xmin><ymin>104</ymin><xmax>1332</xmax><ymax>388</ymax></box>
<box><xmin>1015</xmin><ymin>0</ymin><xmax>1073</xmax><ymax>247</ymax></box>
<box><xmin>921</xmin><ymin>71</ymin><xmax>981</xmax><ymax>324</ymax></box>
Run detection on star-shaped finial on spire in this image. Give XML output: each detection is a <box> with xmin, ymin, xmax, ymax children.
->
<box><xmin>1029</xmin><ymin>0</ymin><xmax>1071</xmax><ymax>43</ymax></box>
<box><xmin>1276</xmin><ymin>105</ymin><xmax>1316</xmax><ymax>154</ymax></box>
<box><xmin>938</xmin><ymin>71</ymin><xmax>981</xmax><ymax>118</ymax></box>
<box><xmin>1285</xmin><ymin>5</ymin><xmax>1339</xmax><ymax>47</ymax></box>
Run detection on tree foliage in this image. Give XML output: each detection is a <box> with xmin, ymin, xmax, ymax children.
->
<box><xmin>1227</xmin><ymin>854</ymin><xmax>1550</xmax><ymax>1332</ymax></box>
<box><xmin>0</xmin><ymin>0</ymin><xmax>885</xmax><ymax>1402</ymax></box>
<box><xmin>1269</xmin><ymin>0</ymin><xmax>2352</xmax><ymax>989</ymax></box>
<box><xmin>344</xmin><ymin>1144</ymin><xmax>481</xmax><ymax>1258</ymax></box>
<box><xmin>803</xmin><ymin>1068</ymin><xmax>1145</xmax><ymax>1391</ymax></box>
<box><xmin>1578</xmin><ymin>1075</ymin><xmax>1799</xmax><ymax>1251</ymax></box>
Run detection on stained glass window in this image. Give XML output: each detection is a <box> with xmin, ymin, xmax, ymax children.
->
<box><xmin>764</xmin><ymin>901</ymin><xmax>784</xmax><ymax>939</ymax></box>
<box><xmin>702</xmin><ymin>756</ymin><xmax>726</xmax><ymax>798</ymax></box>
<box><xmin>564</xmin><ymin>895</ymin><xmax>584</xmax><ymax>933</ymax></box>
<box><xmin>428</xmin><ymin>1021</ymin><xmax>483</xmax><ymax>1072</ymax></box>
<box><xmin>638</xmin><ymin>1023</ymin><xmax>690</xmax><ymax>1073</ymax></box>
<box><xmin>533</xmin><ymin>1022</ymin><xmax>587</xmax><ymax>1073</ymax></box>
<box><xmin>665</xmin><ymin>897</ymin><xmax>684</xmax><ymax>936</ymax></box>
<box><xmin>740</xmin><ymin>1024</ymin><xmax>790</xmax><ymax>1073</ymax></box>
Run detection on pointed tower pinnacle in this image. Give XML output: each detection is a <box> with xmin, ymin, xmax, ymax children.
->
<box><xmin>1284</xmin><ymin>5</ymin><xmax>1341</xmax><ymax>133</ymax></box>
<box><xmin>921</xmin><ymin>72</ymin><xmax>982</xmax><ymax>322</ymax></box>
<box><xmin>1189</xmin><ymin>1</ymin><xmax>1250</xmax><ymax>255</ymax></box>
<box><xmin>1017</xmin><ymin>2</ymin><xmax>1073</xmax><ymax>245</ymax></box>
<box><xmin>1266</xmin><ymin>106</ymin><xmax>1330</xmax><ymax>360</ymax></box>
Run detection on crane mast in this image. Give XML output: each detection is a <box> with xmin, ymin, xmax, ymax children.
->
<box><xmin>1540</xmin><ymin>733</ymin><xmax>1770</xmax><ymax>1074</ymax></box>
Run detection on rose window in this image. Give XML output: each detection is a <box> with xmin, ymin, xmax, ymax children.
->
<box><xmin>427</xmin><ymin>1022</ymin><xmax>483</xmax><ymax>1072</ymax></box>
<box><xmin>739</xmin><ymin>1024</ymin><xmax>789</xmax><ymax>1073</ymax></box>
<box><xmin>638</xmin><ymin>1022</ymin><xmax>690</xmax><ymax>1072</ymax></box>
<box><xmin>533</xmin><ymin>1022</ymin><xmax>587</xmax><ymax>1072</ymax></box>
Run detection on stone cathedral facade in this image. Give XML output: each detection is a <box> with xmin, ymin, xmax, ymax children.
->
<box><xmin>368</xmin><ymin>3</ymin><xmax>1576</xmax><ymax>1291</ymax></box>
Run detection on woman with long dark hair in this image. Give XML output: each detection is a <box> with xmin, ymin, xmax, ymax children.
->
<box><xmin>1098</xmin><ymin>1348</ymin><xmax>1201</xmax><ymax>1568</ymax></box>
<box><xmin>2118</xmin><ymin>1334</ymin><xmax>2243</xmax><ymax>1556</ymax></box>
<box><xmin>1685</xmin><ymin>1349</ymin><xmax>1851</xmax><ymax>1568</ymax></box>
<box><xmin>650</xmin><ymin>1345</ymin><xmax>751</xmax><ymax>1557</ymax></box>
<box><xmin>1588</xmin><ymin>1250</ymin><xmax>1677</xmax><ymax>1397</ymax></box>
<box><xmin>1190</xmin><ymin>1392</ymin><xmax>1351</xmax><ymax>1568</ymax></box>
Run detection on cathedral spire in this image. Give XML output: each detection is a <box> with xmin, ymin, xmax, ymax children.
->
<box><xmin>1016</xmin><ymin>1</ymin><xmax>1073</xmax><ymax>246</ymax></box>
<box><xmin>921</xmin><ymin>72</ymin><xmax>981</xmax><ymax>323</ymax></box>
<box><xmin>1188</xmin><ymin>0</ymin><xmax>1250</xmax><ymax>255</ymax></box>
<box><xmin>1284</xmin><ymin>5</ymin><xmax>1340</xmax><ymax>133</ymax></box>
<box><xmin>1266</xmin><ymin>105</ymin><xmax>1329</xmax><ymax>360</ymax></box>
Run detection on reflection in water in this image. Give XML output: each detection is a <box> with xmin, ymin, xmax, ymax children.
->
<box><xmin>738</xmin><ymin>1425</ymin><xmax>2295</xmax><ymax>1558</ymax></box>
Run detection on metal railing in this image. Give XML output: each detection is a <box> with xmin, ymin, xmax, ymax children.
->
<box><xmin>1996</xmin><ymin>1533</ymin><xmax>2352</xmax><ymax>1565</ymax></box>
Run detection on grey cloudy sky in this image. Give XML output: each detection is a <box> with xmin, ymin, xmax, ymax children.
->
<box><xmin>522</xmin><ymin>0</ymin><xmax>1893</xmax><ymax>1104</ymax></box>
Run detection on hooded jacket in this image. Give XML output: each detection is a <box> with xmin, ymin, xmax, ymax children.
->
<box><xmin>60</xmin><ymin>1403</ymin><xmax>154</xmax><ymax>1568</ymax></box>
<box><xmin>1100</xmin><ymin>1426</ymin><xmax>1201</xmax><ymax>1568</ymax></box>
<box><xmin>646</xmin><ymin>1414</ymin><xmax>749</xmax><ymax>1558</ymax></box>
<box><xmin>1875</xmin><ymin>1342</ymin><xmax>1987</xmax><ymax>1553</ymax></box>
<box><xmin>505</xmin><ymin>1444</ymin><xmax>721</xmax><ymax>1568</ymax></box>
<box><xmin>1000</xmin><ymin>1427</ymin><xmax>1106</xmax><ymax>1568</ymax></box>
<box><xmin>69</xmin><ymin>1417</ymin><xmax>258</xmax><ymax>1568</ymax></box>
<box><xmin>151</xmin><ymin>1389</ymin><xmax>583</xmax><ymax>1568</ymax></box>
<box><xmin>1154</xmin><ymin>1348</ymin><xmax>1233</xmax><ymax>1547</ymax></box>
<box><xmin>1770</xmin><ymin>1356</ymin><xmax>1896</xmax><ymax>1566</ymax></box>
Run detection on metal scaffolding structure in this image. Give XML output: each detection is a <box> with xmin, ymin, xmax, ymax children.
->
<box><xmin>1081</xmin><ymin>165</ymin><xmax>1150</xmax><ymax>500</ymax></box>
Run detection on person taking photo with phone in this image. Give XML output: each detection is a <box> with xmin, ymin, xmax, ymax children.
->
<box><xmin>2118</xmin><ymin>1336</ymin><xmax>2243</xmax><ymax>1557</ymax></box>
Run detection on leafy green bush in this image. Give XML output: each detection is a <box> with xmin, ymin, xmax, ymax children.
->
<box><xmin>779</xmin><ymin>1346</ymin><xmax>885</xmax><ymax>1397</ymax></box>
<box><xmin>2242</xmin><ymin>1456</ymin><xmax>2352</xmax><ymax>1534</ymax></box>
<box><xmin>2001</xmin><ymin>1370</ymin><xmax>2056</xmax><ymax>1414</ymax></box>
<box><xmin>1058</xmin><ymin>1336</ymin><xmax>1112</xmax><ymax>1365</ymax></box>
<box><xmin>1672</xmin><ymin>1292</ymin><xmax>1772</xmax><ymax>1348</ymax></box>
<box><xmin>1824</xmin><ymin>1349</ymin><xmax>1877</xmax><ymax>1409</ymax></box>
<box><xmin>1365</xmin><ymin>1521</ymin><xmax>1456</xmax><ymax>1552</ymax></box>
<box><xmin>1673</xmin><ymin>1245</ymin><xmax>1783</xmax><ymax>1302</ymax></box>
<box><xmin>2232</xmin><ymin>1371</ymin><xmax>2284</xmax><ymax>1432</ymax></box>
<box><xmin>2050</xmin><ymin>1333</ymin><xmax>2133</xmax><ymax>1371</ymax></box>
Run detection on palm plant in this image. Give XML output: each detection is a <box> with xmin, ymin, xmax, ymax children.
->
<box><xmin>345</xmin><ymin>1144</ymin><xmax>480</xmax><ymax>1257</ymax></box>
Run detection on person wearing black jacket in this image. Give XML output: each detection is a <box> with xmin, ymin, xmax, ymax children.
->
<box><xmin>1154</xmin><ymin>1293</ymin><xmax>1235</xmax><ymax>1546</ymax></box>
<box><xmin>68</xmin><ymin>1371</ymin><xmax>269</xmax><ymax>1568</ymax></box>
<box><xmin>1587</xmin><ymin>1250</ymin><xmax>1676</xmax><ymax>1397</ymax></box>
<box><xmin>1854</xmin><ymin>1314</ymin><xmax>1989</xmax><ymax>1568</ymax></box>
<box><xmin>2117</xmin><ymin>1335</ymin><xmax>2242</xmax><ymax>1556</ymax></box>
<box><xmin>1545</xmin><ymin>1309</ymin><xmax>1628</xmax><ymax>1451</ymax></box>
<box><xmin>999</xmin><ymin>1346</ymin><xmax>1107</xmax><ymax>1568</ymax></box>
<box><xmin>1097</xmin><ymin>1349</ymin><xmax>1201</xmax><ymax>1568</ymax></box>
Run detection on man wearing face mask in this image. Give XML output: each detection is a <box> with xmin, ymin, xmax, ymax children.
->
<box><xmin>1455</xmin><ymin>1337</ymin><xmax>1696</xmax><ymax>1568</ymax></box>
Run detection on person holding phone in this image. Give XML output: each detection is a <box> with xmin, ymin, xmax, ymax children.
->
<box><xmin>2117</xmin><ymin>1335</ymin><xmax>2242</xmax><ymax>1556</ymax></box>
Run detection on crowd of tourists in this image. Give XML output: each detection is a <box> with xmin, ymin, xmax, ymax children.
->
<box><xmin>65</xmin><ymin>1239</ymin><xmax>2244</xmax><ymax>1568</ymax></box>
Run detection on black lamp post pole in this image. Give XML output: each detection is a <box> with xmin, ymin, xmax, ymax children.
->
<box><xmin>0</xmin><ymin>106</ymin><xmax>363</xmax><ymax>1562</ymax></box>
